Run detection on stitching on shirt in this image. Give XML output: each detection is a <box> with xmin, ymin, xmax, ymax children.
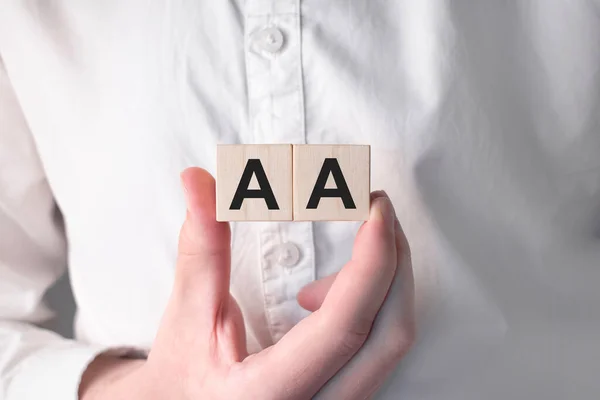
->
<box><xmin>243</xmin><ymin>13</ymin><xmax>253</xmax><ymax>144</ymax></box>
<box><xmin>295</xmin><ymin>2</ymin><xmax>306</xmax><ymax>145</ymax></box>
<box><xmin>261</xmin><ymin>226</ymin><xmax>277</xmax><ymax>343</ymax></box>
<box><xmin>294</xmin><ymin>1</ymin><xmax>316</xmax><ymax>285</ymax></box>
<box><xmin>246</xmin><ymin>12</ymin><xmax>299</xmax><ymax>18</ymax></box>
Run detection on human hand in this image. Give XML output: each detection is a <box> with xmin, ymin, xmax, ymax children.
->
<box><xmin>79</xmin><ymin>168</ymin><xmax>413</xmax><ymax>400</ymax></box>
<box><xmin>297</xmin><ymin>190</ymin><xmax>415</xmax><ymax>399</ymax></box>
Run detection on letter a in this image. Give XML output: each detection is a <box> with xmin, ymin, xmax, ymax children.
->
<box><xmin>230</xmin><ymin>159</ymin><xmax>280</xmax><ymax>210</ymax></box>
<box><xmin>306</xmin><ymin>158</ymin><xmax>356</xmax><ymax>209</ymax></box>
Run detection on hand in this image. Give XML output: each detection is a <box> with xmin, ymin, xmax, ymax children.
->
<box><xmin>297</xmin><ymin>190</ymin><xmax>415</xmax><ymax>399</ymax></box>
<box><xmin>79</xmin><ymin>168</ymin><xmax>414</xmax><ymax>400</ymax></box>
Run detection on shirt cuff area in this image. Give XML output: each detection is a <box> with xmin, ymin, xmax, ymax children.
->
<box><xmin>6</xmin><ymin>343</ymin><xmax>145</xmax><ymax>400</ymax></box>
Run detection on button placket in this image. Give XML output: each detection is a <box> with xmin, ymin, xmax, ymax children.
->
<box><xmin>245</xmin><ymin>7</ymin><xmax>303</xmax><ymax>144</ymax></box>
<box><xmin>260</xmin><ymin>222</ymin><xmax>315</xmax><ymax>342</ymax></box>
<box><xmin>245</xmin><ymin>0</ymin><xmax>316</xmax><ymax>345</ymax></box>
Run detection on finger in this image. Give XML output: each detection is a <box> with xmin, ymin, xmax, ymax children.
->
<box><xmin>173</xmin><ymin>167</ymin><xmax>232</xmax><ymax>319</ymax></box>
<box><xmin>244</xmin><ymin>195</ymin><xmax>398</xmax><ymax>399</ymax></box>
<box><xmin>296</xmin><ymin>190</ymin><xmax>391</xmax><ymax>311</ymax></box>
<box><xmin>296</xmin><ymin>272</ymin><xmax>337</xmax><ymax>312</ymax></box>
<box><xmin>313</xmin><ymin>217</ymin><xmax>416</xmax><ymax>400</ymax></box>
<box><xmin>318</xmin><ymin>193</ymin><xmax>397</xmax><ymax>335</ymax></box>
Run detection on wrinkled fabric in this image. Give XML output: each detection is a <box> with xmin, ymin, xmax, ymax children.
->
<box><xmin>0</xmin><ymin>1</ymin><xmax>599</xmax><ymax>399</ymax></box>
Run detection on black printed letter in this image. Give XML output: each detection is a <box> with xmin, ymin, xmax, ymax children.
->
<box><xmin>230</xmin><ymin>159</ymin><xmax>279</xmax><ymax>210</ymax></box>
<box><xmin>306</xmin><ymin>158</ymin><xmax>356</xmax><ymax>209</ymax></box>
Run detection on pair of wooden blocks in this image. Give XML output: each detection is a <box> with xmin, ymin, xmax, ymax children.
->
<box><xmin>216</xmin><ymin>144</ymin><xmax>370</xmax><ymax>221</ymax></box>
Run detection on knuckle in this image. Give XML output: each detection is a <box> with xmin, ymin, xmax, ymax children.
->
<box><xmin>335</xmin><ymin>322</ymin><xmax>371</xmax><ymax>357</ymax></box>
<box><xmin>335</xmin><ymin>331</ymin><xmax>367</xmax><ymax>358</ymax></box>
<box><xmin>385</xmin><ymin>326</ymin><xmax>416</xmax><ymax>361</ymax></box>
<box><xmin>405</xmin><ymin>324</ymin><xmax>417</xmax><ymax>346</ymax></box>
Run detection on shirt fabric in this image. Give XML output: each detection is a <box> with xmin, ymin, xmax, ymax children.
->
<box><xmin>1</xmin><ymin>1</ymin><xmax>599</xmax><ymax>399</ymax></box>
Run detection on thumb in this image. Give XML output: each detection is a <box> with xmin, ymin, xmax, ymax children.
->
<box><xmin>172</xmin><ymin>167</ymin><xmax>232</xmax><ymax>320</ymax></box>
<box><xmin>296</xmin><ymin>190</ymin><xmax>392</xmax><ymax>312</ymax></box>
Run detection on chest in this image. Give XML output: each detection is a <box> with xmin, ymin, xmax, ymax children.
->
<box><xmin>2</xmin><ymin>0</ymin><xmax>599</xmax><ymax>257</ymax></box>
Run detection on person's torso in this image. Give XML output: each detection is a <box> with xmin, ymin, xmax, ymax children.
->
<box><xmin>1</xmin><ymin>1</ymin><xmax>600</xmax><ymax>398</ymax></box>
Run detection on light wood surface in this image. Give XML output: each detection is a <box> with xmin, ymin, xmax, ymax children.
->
<box><xmin>216</xmin><ymin>144</ymin><xmax>293</xmax><ymax>221</ymax></box>
<box><xmin>293</xmin><ymin>145</ymin><xmax>370</xmax><ymax>221</ymax></box>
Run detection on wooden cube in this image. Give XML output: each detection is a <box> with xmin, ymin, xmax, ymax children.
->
<box><xmin>293</xmin><ymin>145</ymin><xmax>370</xmax><ymax>221</ymax></box>
<box><xmin>216</xmin><ymin>144</ymin><xmax>293</xmax><ymax>221</ymax></box>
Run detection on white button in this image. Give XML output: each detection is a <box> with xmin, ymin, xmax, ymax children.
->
<box><xmin>255</xmin><ymin>27</ymin><xmax>284</xmax><ymax>53</ymax></box>
<box><xmin>276</xmin><ymin>242</ymin><xmax>301</xmax><ymax>267</ymax></box>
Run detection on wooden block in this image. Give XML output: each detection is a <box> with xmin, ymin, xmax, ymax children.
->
<box><xmin>216</xmin><ymin>144</ymin><xmax>293</xmax><ymax>221</ymax></box>
<box><xmin>293</xmin><ymin>145</ymin><xmax>370</xmax><ymax>221</ymax></box>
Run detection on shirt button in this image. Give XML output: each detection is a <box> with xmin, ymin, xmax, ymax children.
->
<box><xmin>255</xmin><ymin>26</ymin><xmax>285</xmax><ymax>54</ymax></box>
<box><xmin>276</xmin><ymin>242</ymin><xmax>301</xmax><ymax>268</ymax></box>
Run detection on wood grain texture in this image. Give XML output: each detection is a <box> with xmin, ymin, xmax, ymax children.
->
<box><xmin>293</xmin><ymin>145</ymin><xmax>370</xmax><ymax>221</ymax></box>
<box><xmin>216</xmin><ymin>144</ymin><xmax>293</xmax><ymax>221</ymax></box>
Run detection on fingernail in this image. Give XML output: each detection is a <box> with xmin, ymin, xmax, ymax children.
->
<box><xmin>371</xmin><ymin>197</ymin><xmax>394</xmax><ymax>228</ymax></box>
<box><xmin>181</xmin><ymin>173</ymin><xmax>201</xmax><ymax>227</ymax></box>
<box><xmin>370</xmin><ymin>190</ymin><xmax>389</xmax><ymax>200</ymax></box>
<box><xmin>180</xmin><ymin>173</ymin><xmax>191</xmax><ymax>211</ymax></box>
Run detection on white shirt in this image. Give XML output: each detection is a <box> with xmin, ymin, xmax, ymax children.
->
<box><xmin>1</xmin><ymin>1</ymin><xmax>599</xmax><ymax>399</ymax></box>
